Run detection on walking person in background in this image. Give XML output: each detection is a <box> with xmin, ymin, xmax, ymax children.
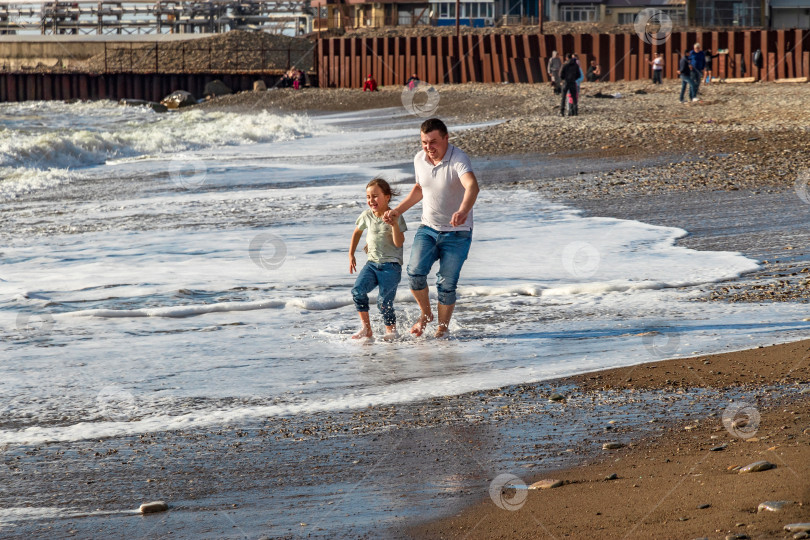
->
<box><xmin>547</xmin><ymin>51</ymin><xmax>562</xmax><ymax>94</ymax></box>
<box><xmin>649</xmin><ymin>53</ymin><xmax>664</xmax><ymax>84</ymax></box>
<box><xmin>689</xmin><ymin>43</ymin><xmax>706</xmax><ymax>97</ymax></box>
<box><xmin>678</xmin><ymin>50</ymin><xmax>697</xmax><ymax>103</ymax></box>
<box><xmin>383</xmin><ymin>118</ymin><xmax>479</xmax><ymax>338</ymax></box>
<box><xmin>703</xmin><ymin>49</ymin><xmax>721</xmax><ymax>84</ymax></box>
<box><xmin>567</xmin><ymin>54</ymin><xmax>585</xmax><ymax>116</ymax></box>
<box><xmin>559</xmin><ymin>53</ymin><xmax>580</xmax><ymax>116</ymax></box>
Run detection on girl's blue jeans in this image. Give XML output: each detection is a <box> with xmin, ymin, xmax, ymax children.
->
<box><xmin>407</xmin><ymin>225</ymin><xmax>472</xmax><ymax>306</ymax></box>
<box><xmin>351</xmin><ymin>261</ymin><xmax>401</xmax><ymax>326</ymax></box>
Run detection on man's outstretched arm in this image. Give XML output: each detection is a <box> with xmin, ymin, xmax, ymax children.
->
<box><xmin>384</xmin><ymin>183</ymin><xmax>423</xmax><ymax>224</ymax></box>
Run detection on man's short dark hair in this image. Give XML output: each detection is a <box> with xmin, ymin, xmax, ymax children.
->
<box><xmin>420</xmin><ymin>118</ymin><xmax>447</xmax><ymax>137</ymax></box>
<box><xmin>565</xmin><ymin>53</ymin><xmax>572</xmax><ymax>60</ymax></box>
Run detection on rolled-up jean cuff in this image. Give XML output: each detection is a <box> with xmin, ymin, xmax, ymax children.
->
<box><xmin>408</xmin><ymin>275</ymin><xmax>428</xmax><ymax>291</ymax></box>
<box><xmin>437</xmin><ymin>291</ymin><xmax>456</xmax><ymax>305</ymax></box>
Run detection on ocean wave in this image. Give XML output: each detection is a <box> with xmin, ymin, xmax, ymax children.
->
<box><xmin>0</xmin><ymin>102</ymin><xmax>324</xmax><ymax>171</ymax></box>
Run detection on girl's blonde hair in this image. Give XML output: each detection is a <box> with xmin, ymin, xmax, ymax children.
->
<box><xmin>366</xmin><ymin>177</ymin><xmax>400</xmax><ymax>199</ymax></box>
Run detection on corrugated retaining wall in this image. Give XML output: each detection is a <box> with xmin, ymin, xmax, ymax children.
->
<box><xmin>317</xmin><ymin>29</ymin><xmax>810</xmax><ymax>87</ymax></box>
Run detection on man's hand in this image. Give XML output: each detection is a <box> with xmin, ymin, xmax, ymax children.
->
<box><xmin>383</xmin><ymin>208</ymin><xmax>400</xmax><ymax>225</ymax></box>
<box><xmin>349</xmin><ymin>254</ymin><xmax>357</xmax><ymax>274</ymax></box>
<box><xmin>450</xmin><ymin>210</ymin><xmax>469</xmax><ymax>227</ymax></box>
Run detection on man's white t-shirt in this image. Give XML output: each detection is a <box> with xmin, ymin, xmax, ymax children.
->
<box><xmin>413</xmin><ymin>144</ymin><xmax>474</xmax><ymax>232</ymax></box>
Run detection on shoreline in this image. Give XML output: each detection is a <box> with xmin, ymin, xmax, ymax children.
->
<box><xmin>410</xmin><ymin>339</ymin><xmax>810</xmax><ymax>539</ymax></box>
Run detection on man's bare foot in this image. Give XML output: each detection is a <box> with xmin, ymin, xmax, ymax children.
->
<box><xmin>410</xmin><ymin>312</ymin><xmax>434</xmax><ymax>337</ymax></box>
<box><xmin>434</xmin><ymin>324</ymin><xmax>449</xmax><ymax>338</ymax></box>
<box><xmin>352</xmin><ymin>326</ymin><xmax>373</xmax><ymax>339</ymax></box>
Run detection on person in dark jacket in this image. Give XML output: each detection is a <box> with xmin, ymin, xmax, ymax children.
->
<box><xmin>559</xmin><ymin>53</ymin><xmax>581</xmax><ymax>116</ymax></box>
<box><xmin>678</xmin><ymin>51</ymin><xmax>697</xmax><ymax>103</ymax></box>
<box><xmin>689</xmin><ymin>43</ymin><xmax>706</xmax><ymax>95</ymax></box>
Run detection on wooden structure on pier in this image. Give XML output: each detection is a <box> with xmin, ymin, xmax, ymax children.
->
<box><xmin>0</xmin><ymin>1</ymin><xmax>312</xmax><ymax>36</ymax></box>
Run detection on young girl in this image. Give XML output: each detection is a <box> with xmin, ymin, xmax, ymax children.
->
<box><xmin>349</xmin><ymin>178</ymin><xmax>407</xmax><ymax>340</ymax></box>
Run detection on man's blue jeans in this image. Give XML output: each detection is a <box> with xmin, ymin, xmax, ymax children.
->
<box><xmin>680</xmin><ymin>74</ymin><xmax>696</xmax><ymax>101</ymax></box>
<box><xmin>691</xmin><ymin>68</ymin><xmax>703</xmax><ymax>95</ymax></box>
<box><xmin>351</xmin><ymin>261</ymin><xmax>401</xmax><ymax>326</ymax></box>
<box><xmin>407</xmin><ymin>226</ymin><xmax>472</xmax><ymax>306</ymax></box>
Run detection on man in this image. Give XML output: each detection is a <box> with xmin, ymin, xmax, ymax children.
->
<box><xmin>559</xmin><ymin>53</ymin><xmax>581</xmax><ymax>117</ymax></box>
<box><xmin>383</xmin><ymin>118</ymin><xmax>479</xmax><ymax>338</ymax></box>
<box><xmin>547</xmin><ymin>51</ymin><xmax>562</xmax><ymax>94</ymax></box>
<box><xmin>689</xmin><ymin>43</ymin><xmax>706</xmax><ymax>99</ymax></box>
<box><xmin>678</xmin><ymin>50</ymin><xmax>696</xmax><ymax>103</ymax></box>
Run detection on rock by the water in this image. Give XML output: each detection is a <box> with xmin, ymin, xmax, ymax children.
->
<box><xmin>549</xmin><ymin>393</ymin><xmax>565</xmax><ymax>402</ymax></box>
<box><xmin>785</xmin><ymin>524</ymin><xmax>810</xmax><ymax>533</ymax></box>
<box><xmin>604</xmin><ymin>473</ymin><xmax>618</xmax><ymax>481</ymax></box>
<box><xmin>161</xmin><ymin>90</ymin><xmax>197</xmax><ymax>109</ymax></box>
<box><xmin>253</xmin><ymin>80</ymin><xmax>267</xmax><ymax>92</ymax></box>
<box><xmin>738</xmin><ymin>460</ymin><xmax>776</xmax><ymax>473</ymax></box>
<box><xmin>118</xmin><ymin>98</ymin><xmax>168</xmax><ymax>113</ymax></box>
<box><xmin>139</xmin><ymin>501</ymin><xmax>168</xmax><ymax>514</ymax></box>
<box><xmin>757</xmin><ymin>500</ymin><xmax>793</xmax><ymax>512</ymax></box>
<box><xmin>697</xmin><ymin>503</ymin><xmax>711</xmax><ymax>509</ymax></box>
<box><xmin>793</xmin><ymin>532</ymin><xmax>810</xmax><ymax>539</ymax></box>
<box><xmin>203</xmin><ymin>79</ymin><xmax>232</xmax><ymax>99</ymax></box>
<box><xmin>602</xmin><ymin>442</ymin><xmax>624</xmax><ymax>450</ymax></box>
<box><xmin>528</xmin><ymin>479</ymin><xmax>563</xmax><ymax>490</ymax></box>
<box><xmin>711</xmin><ymin>444</ymin><xmax>727</xmax><ymax>451</ymax></box>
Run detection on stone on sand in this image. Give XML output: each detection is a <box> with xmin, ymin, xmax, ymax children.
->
<box><xmin>785</xmin><ymin>524</ymin><xmax>810</xmax><ymax>533</ymax></box>
<box><xmin>737</xmin><ymin>460</ymin><xmax>776</xmax><ymax>473</ymax></box>
<box><xmin>139</xmin><ymin>500</ymin><xmax>168</xmax><ymax>514</ymax></box>
<box><xmin>757</xmin><ymin>500</ymin><xmax>793</xmax><ymax>512</ymax></box>
<box><xmin>528</xmin><ymin>479</ymin><xmax>564</xmax><ymax>490</ymax></box>
<box><xmin>602</xmin><ymin>442</ymin><xmax>624</xmax><ymax>450</ymax></box>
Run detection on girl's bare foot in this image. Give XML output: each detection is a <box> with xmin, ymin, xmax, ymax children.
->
<box><xmin>434</xmin><ymin>323</ymin><xmax>449</xmax><ymax>338</ymax></box>
<box><xmin>382</xmin><ymin>325</ymin><xmax>397</xmax><ymax>341</ymax></box>
<box><xmin>352</xmin><ymin>326</ymin><xmax>373</xmax><ymax>339</ymax></box>
<box><xmin>410</xmin><ymin>312</ymin><xmax>434</xmax><ymax>337</ymax></box>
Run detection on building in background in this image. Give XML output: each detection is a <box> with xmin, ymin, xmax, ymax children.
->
<box><xmin>688</xmin><ymin>0</ymin><xmax>766</xmax><ymax>26</ymax></box>
<box><xmin>549</xmin><ymin>0</ymin><xmax>685</xmax><ymax>24</ymax></box>
<box><xmin>768</xmin><ymin>0</ymin><xmax>810</xmax><ymax>28</ymax></box>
